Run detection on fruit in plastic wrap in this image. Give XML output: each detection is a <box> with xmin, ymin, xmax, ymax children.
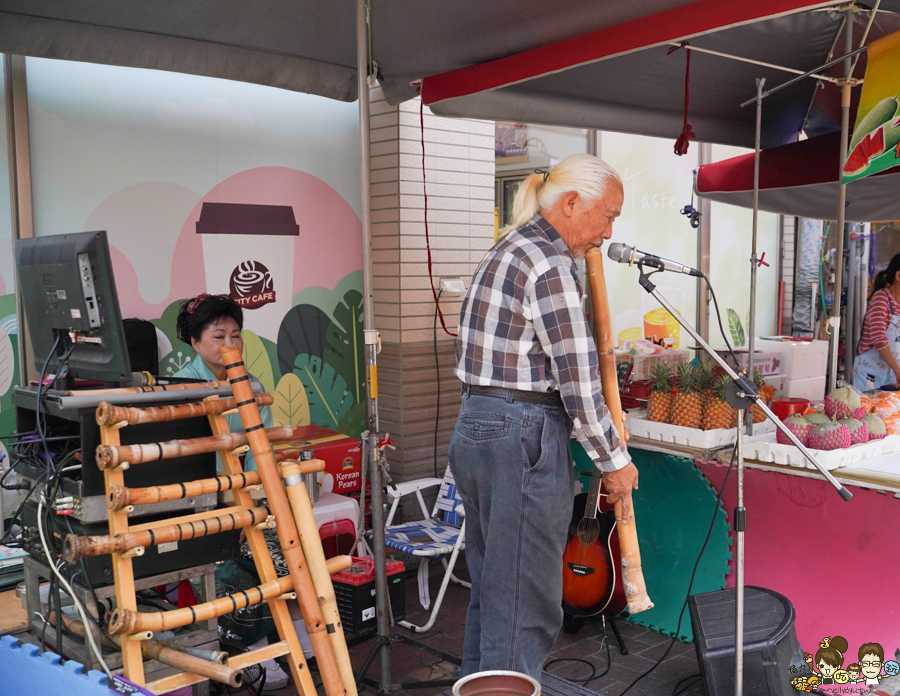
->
<box><xmin>824</xmin><ymin>384</ymin><xmax>865</xmax><ymax>420</ymax></box>
<box><xmin>776</xmin><ymin>414</ymin><xmax>814</xmax><ymax>446</ymax></box>
<box><xmin>882</xmin><ymin>413</ymin><xmax>900</xmax><ymax>436</ymax></box>
<box><xmin>808</xmin><ymin>421</ymin><xmax>851</xmax><ymax>451</ymax></box>
<box><xmin>837</xmin><ymin>418</ymin><xmax>869</xmax><ymax>445</ymax></box>
<box><xmin>861</xmin><ymin>413</ymin><xmax>887</xmax><ymax>440</ymax></box>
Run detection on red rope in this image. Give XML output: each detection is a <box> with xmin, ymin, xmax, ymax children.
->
<box><xmin>672</xmin><ymin>42</ymin><xmax>695</xmax><ymax>156</ymax></box>
<box><xmin>420</xmin><ymin>93</ymin><xmax>457</xmax><ymax>337</ymax></box>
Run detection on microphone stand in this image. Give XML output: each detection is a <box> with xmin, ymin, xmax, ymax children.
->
<box><xmin>632</xmin><ymin>266</ymin><xmax>852</xmax><ymax>696</ymax></box>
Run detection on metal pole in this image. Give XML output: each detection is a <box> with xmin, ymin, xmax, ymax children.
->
<box><xmin>746</xmin><ymin>78</ymin><xmax>764</xmax><ymax>436</ymax></box>
<box><xmin>734</xmin><ymin>406</ymin><xmax>745</xmax><ymax>696</ymax></box>
<box><xmin>845</xmin><ymin>225</ymin><xmax>857</xmax><ymax>375</ymax></box>
<box><xmin>357</xmin><ymin>0</ymin><xmax>391</xmax><ymax>690</ymax></box>
<box><xmin>829</xmin><ymin>9</ymin><xmax>854</xmax><ymax>391</ymax></box>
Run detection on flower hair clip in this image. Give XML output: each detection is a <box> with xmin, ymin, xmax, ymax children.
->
<box><xmin>186</xmin><ymin>293</ymin><xmax>210</xmax><ymax>314</ymax></box>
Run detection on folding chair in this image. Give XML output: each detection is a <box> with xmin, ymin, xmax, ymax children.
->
<box><xmin>366</xmin><ymin>467</ymin><xmax>470</xmax><ymax>633</ymax></box>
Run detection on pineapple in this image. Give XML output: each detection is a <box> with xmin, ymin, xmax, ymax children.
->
<box><xmin>671</xmin><ymin>362</ymin><xmax>703</xmax><ymax>429</ymax></box>
<box><xmin>697</xmin><ymin>360</ymin><xmax>716</xmax><ymax>409</ymax></box>
<box><xmin>750</xmin><ymin>368</ymin><xmax>768</xmax><ymax>424</ymax></box>
<box><xmin>702</xmin><ymin>374</ymin><xmax>735</xmax><ymax>431</ymax></box>
<box><xmin>647</xmin><ymin>363</ymin><xmax>673</xmax><ymax>423</ymax></box>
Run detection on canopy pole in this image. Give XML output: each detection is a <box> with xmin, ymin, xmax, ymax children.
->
<box><xmin>357</xmin><ymin>0</ymin><xmax>392</xmax><ymax>692</ymax></box>
<box><xmin>828</xmin><ymin>8</ymin><xmax>854</xmax><ymax>392</ymax></box>
<box><xmin>746</xmin><ymin>78</ymin><xmax>764</xmax><ymax>438</ymax></box>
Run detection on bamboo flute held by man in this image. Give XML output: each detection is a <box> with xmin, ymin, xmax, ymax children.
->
<box><xmin>449</xmin><ymin>154</ymin><xmax>639</xmax><ymax>679</ymax></box>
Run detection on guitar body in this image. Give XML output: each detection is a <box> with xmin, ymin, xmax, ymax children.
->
<box><xmin>561</xmin><ymin>490</ymin><xmax>627</xmax><ymax>618</ymax></box>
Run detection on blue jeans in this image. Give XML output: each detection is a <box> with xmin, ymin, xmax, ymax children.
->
<box><xmin>448</xmin><ymin>391</ymin><xmax>574</xmax><ymax>679</ymax></box>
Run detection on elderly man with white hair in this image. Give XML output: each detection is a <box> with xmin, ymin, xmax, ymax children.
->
<box><xmin>449</xmin><ymin>154</ymin><xmax>639</xmax><ymax>679</ymax></box>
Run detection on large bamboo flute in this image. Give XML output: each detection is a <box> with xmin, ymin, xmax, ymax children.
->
<box><xmin>96</xmin><ymin>425</ymin><xmax>294</xmax><ymax>469</ymax></box>
<box><xmin>109</xmin><ymin>576</ymin><xmax>294</xmax><ymax>635</ymax></box>
<box><xmin>95</xmin><ymin>393</ymin><xmax>274</xmax><ymax>427</ymax></box>
<box><xmin>220</xmin><ymin>344</ymin><xmax>346</xmax><ymax>696</ymax></box>
<box><xmin>281</xmin><ymin>460</ymin><xmax>357</xmax><ymax>696</ymax></box>
<box><xmin>585</xmin><ymin>247</ymin><xmax>654</xmax><ymax>615</ymax></box>
<box><xmin>63</xmin><ymin>506</ymin><xmax>270</xmax><ymax>561</ymax></box>
<box><xmin>108</xmin><ymin>471</ymin><xmax>262</xmax><ymax>509</ymax></box>
<box><xmin>72</xmin><ymin>380</ymin><xmax>233</xmax><ymax>396</ymax></box>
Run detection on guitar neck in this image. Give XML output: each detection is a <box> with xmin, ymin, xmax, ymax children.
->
<box><xmin>583</xmin><ymin>468</ymin><xmax>603</xmax><ymax>521</ymax></box>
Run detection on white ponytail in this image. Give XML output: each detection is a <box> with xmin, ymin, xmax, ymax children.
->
<box><xmin>498</xmin><ymin>154</ymin><xmax>622</xmax><ymax>239</ymax></box>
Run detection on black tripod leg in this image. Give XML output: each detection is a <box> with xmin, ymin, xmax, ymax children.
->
<box><xmin>609</xmin><ymin>616</ymin><xmax>628</xmax><ymax>655</ymax></box>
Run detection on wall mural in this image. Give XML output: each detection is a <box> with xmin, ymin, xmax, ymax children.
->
<box><xmin>0</xmin><ymin>166</ymin><xmax>365</xmax><ymax>440</ymax></box>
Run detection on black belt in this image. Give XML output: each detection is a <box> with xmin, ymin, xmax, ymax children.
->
<box><xmin>462</xmin><ymin>383</ymin><xmax>563</xmax><ymax>407</ymax></box>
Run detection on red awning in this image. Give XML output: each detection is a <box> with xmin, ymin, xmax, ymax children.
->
<box><xmin>695</xmin><ymin>131</ymin><xmax>900</xmax><ymax>222</ymax></box>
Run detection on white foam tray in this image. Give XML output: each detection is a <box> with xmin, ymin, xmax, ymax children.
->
<box><xmin>740</xmin><ymin>432</ymin><xmax>899</xmax><ymax>470</ymax></box>
<box><xmin>626</xmin><ymin>413</ymin><xmax>776</xmax><ymax>449</ymax></box>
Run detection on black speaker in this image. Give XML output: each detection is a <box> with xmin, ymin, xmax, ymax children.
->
<box><xmin>689</xmin><ymin>586</ymin><xmax>805</xmax><ymax>695</ymax></box>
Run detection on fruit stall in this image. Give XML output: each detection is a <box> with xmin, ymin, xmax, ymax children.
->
<box><xmin>612</xmin><ymin>344</ymin><xmax>900</xmax><ymax>652</ymax></box>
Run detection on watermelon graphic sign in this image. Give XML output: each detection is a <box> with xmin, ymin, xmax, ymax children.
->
<box><xmin>842</xmin><ymin>30</ymin><xmax>900</xmax><ymax>184</ymax></box>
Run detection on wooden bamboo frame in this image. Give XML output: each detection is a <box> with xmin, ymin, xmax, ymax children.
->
<box><xmin>585</xmin><ymin>248</ymin><xmax>653</xmax><ymax>615</ymax></box>
<box><xmin>108</xmin><ymin>576</ymin><xmax>294</xmax><ymax>635</ymax></box>
<box><xmin>63</xmin><ymin>506</ymin><xmax>270</xmax><ymax>561</ymax></box>
<box><xmin>96</xmin><ymin>425</ymin><xmax>293</xmax><ymax>469</ymax></box>
<box><xmin>95</xmin><ymin>393</ymin><xmax>274</xmax><ymax>426</ymax></box>
<box><xmin>280</xmin><ymin>460</ymin><xmax>357</xmax><ymax>695</ymax></box>
<box><xmin>220</xmin><ymin>345</ymin><xmax>345</xmax><ymax>696</ymax></box>
<box><xmin>108</xmin><ymin>471</ymin><xmax>262</xmax><ymax>510</ymax></box>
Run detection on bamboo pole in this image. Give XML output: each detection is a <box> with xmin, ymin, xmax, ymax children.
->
<box><xmin>108</xmin><ymin>576</ymin><xmax>293</xmax><ymax>635</ymax></box>
<box><xmin>108</xmin><ymin>471</ymin><xmax>262</xmax><ymax>509</ymax></box>
<box><xmin>281</xmin><ymin>459</ymin><xmax>357</xmax><ymax>696</ymax></box>
<box><xmin>220</xmin><ymin>344</ymin><xmax>346</xmax><ymax>696</ymax></box>
<box><xmin>63</xmin><ymin>506</ymin><xmax>269</xmax><ymax>561</ymax></box>
<box><xmin>585</xmin><ymin>248</ymin><xmax>653</xmax><ymax>614</ymax></box>
<box><xmin>47</xmin><ymin>612</ymin><xmax>242</xmax><ymax>687</ymax></box>
<box><xmin>208</xmin><ymin>415</ymin><xmax>319</xmax><ymax>696</ymax></box>
<box><xmin>95</xmin><ymin>393</ymin><xmax>274</xmax><ymax>427</ymax></box>
<box><xmin>72</xmin><ymin>380</ymin><xmax>232</xmax><ymax>396</ymax></box>
<box><xmin>96</xmin><ymin>426</ymin><xmax>294</xmax><ymax>469</ymax></box>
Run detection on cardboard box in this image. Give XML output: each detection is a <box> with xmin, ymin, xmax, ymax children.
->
<box><xmin>755</xmin><ymin>338</ymin><xmax>829</xmax><ymax>381</ymax></box>
<box><xmin>762</xmin><ymin>373</ymin><xmax>786</xmax><ymax>396</ymax></box>
<box><xmin>715</xmin><ymin>348</ymin><xmax>782</xmax><ymax>376</ymax></box>
<box><xmin>273</xmin><ymin>425</ymin><xmax>362</xmax><ymax>494</ymax></box>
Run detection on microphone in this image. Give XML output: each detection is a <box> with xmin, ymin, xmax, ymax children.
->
<box><xmin>606</xmin><ymin>243</ymin><xmax>703</xmax><ymax>277</ymax></box>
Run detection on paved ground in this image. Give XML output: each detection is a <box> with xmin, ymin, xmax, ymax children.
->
<box><xmin>232</xmin><ymin>559</ymin><xmax>705</xmax><ymax>696</ymax></box>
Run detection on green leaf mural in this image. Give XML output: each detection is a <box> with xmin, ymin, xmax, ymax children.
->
<box><xmin>726</xmin><ymin>309</ymin><xmax>746</xmax><ymax>348</ymax></box>
<box><xmin>260</xmin><ymin>335</ymin><xmax>282</xmax><ymax>387</ymax></box>
<box><xmin>337</xmin><ymin>402</ymin><xmax>367</xmax><ymax>440</ymax></box>
<box><xmin>293</xmin><ymin>354</ymin><xmax>353</xmax><ymax>429</ymax></box>
<box><xmin>273</xmin><ymin>373</ymin><xmax>310</xmax><ymax>427</ymax></box>
<box><xmin>242</xmin><ymin>330</ymin><xmax>275</xmax><ymax>394</ymax></box>
<box><xmin>324</xmin><ymin>289</ymin><xmax>365</xmax><ymax>405</ymax></box>
<box><xmin>0</xmin><ymin>294</ymin><xmax>20</xmax><ymax>436</ymax></box>
<box><xmin>161</xmin><ymin>346</ymin><xmax>196</xmax><ymax>376</ymax></box>
<box><xmin>278</xmin><ymin>304</ymin><xmax>332</xmax><ymax>375</ymax></box>
<box><xmin>151</xmin><ymin>298</ymin><xmax>189</xmax><ymax>348</ymax></box>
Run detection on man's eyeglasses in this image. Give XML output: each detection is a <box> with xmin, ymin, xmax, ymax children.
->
<box><xmin>861</xmin><ymin>660</ymin><xmax>882</xmax><ymax>667</ymax></box>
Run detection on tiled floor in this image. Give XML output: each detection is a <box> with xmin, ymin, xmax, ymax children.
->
<box><xmin>239</xmin><ymin>559</ymin><xmax>705</xmax><ymax>696</ymax></box>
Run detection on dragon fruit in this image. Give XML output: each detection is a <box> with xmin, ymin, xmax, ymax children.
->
<box><xmin>824</xmin><ymin>385</ymin><xmax>865</xmax><ymax>420</ymax></box>
<box><xmin>808</xmin><ymin>421</ymin><xmax>852</xmax><ymax>451</ymax></box>
<box><xmin>837</xmin><ymin>418</ymin><xmax>869</xmax><ymax>446</ymax></box>
<box><xmin>804</xmin><ymin>412</ymin><xmax>832</xmax><ymax>426</ymax></box>
<box><xmin>861</xmin><ymin>413</ymin><xmax>887</xmax><ymax>440</ymax></box>
<box><xmin>776</xmin><ymin>414</ymin><xmax>814</xmax><ymax>446</ymax></box>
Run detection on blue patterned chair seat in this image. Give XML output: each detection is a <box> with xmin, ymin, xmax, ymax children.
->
<box><xmin>379</xmin><ymin>520</ymin><xmax>461</xmax><ymax>557</ymax></box>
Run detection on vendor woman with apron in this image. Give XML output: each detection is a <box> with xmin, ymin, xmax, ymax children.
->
<box><xmin>854</xmin><ymin>253</ymin><xmax>900</xmax><ymax>391</ymax></box>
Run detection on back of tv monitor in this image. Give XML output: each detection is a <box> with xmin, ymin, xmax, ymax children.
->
<box><xmin>15</xmin><ymin>230</ymin><xmax>132</xmax><ymax>383</ymax></box>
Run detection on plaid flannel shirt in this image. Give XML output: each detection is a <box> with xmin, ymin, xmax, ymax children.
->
<box><xmin>456</xmin><ymin>215</ymin><xmax>631</xmax><ymax>472</ymax></box>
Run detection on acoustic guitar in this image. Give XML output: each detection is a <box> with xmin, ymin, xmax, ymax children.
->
<box><xmin>561</xmin><ymin>467</ymin><xmax>626</xmax><ymax>618</ymax></box>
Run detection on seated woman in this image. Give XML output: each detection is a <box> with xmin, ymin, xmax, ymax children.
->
<box><xmin>174</xmin><ymin>293</ymin><xmax>273</xmax><ymax>471</ymax></box>
<box><xmin>854</xmin><ymin>253</ymin><xmax>900</xmax><ymax>392</ymax></box>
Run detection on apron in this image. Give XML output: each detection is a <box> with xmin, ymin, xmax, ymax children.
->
<box><xmin>853</xmin><ymin>292</ymin><xmax>900</xmax><ymax>391</ymax></box>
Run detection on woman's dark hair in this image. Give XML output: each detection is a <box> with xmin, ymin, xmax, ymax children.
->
<box><xmin>873</xmin><ymin>252</ymin><xmax>900</xmax><ymax>294</ymax></box>
<box><xmin>858</xmin><ymin>642</ymin><xmax>884</xmax><ymax>663</ymax></box>
<box><xmin>815</xmin><ymin>635</ymin><xmax>848</xmax><ymax>670</ymax></box>
<box><xmin>176</xmin><ymin>294</ymin><xmax>243</xmax><ymax>344</ymax></box>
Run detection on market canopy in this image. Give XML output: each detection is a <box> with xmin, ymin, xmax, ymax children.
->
<box><xmin>3</xmin><ymin>1</ymin><xmax>900</xmax><ymax>149</ymax></box>
<box><xmin>694</xmin><ymin>131</ymin><xmax>900</xmax><ymax>221</ymax></box>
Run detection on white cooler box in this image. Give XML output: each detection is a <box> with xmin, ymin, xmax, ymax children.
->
<box><xmin>755</xmin><ymin>338</ymin><xmax>829</xmax><ymax>381</ymax></box>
